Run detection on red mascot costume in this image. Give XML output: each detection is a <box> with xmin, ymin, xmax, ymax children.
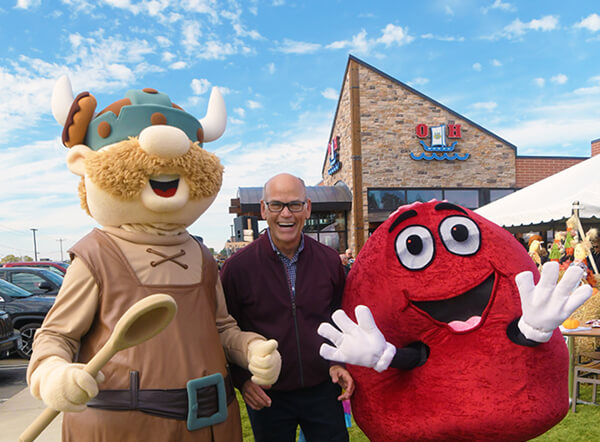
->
<box><xmin>318</xmin><ymin>201</ymin><xmax>592</xmax><ymax>441</ymax></box>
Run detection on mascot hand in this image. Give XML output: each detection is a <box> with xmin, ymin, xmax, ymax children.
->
<box><xmin>29</xmin><ymin>356</ymin><xmax>104</xmax><ymax>412</ymax></box>
<box><xmin>318</xmin><ymin>305</ymin><xmax>396</xmax><ymax>372</ymax></box>
<box><xmin>247</xmin><ymin>339</ymin><xmax>281</xmax><ymax>386</ymax></box>
<box><xmin>516</xmin><ymin>261</ymin><xmax>592</xmax><ymax>342</ymax></box>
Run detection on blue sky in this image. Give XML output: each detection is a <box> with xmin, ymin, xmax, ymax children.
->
<box><xmin>1</xmin><ymin>0</ymin><xmax>600</xmax><ymax>258</ymax></box>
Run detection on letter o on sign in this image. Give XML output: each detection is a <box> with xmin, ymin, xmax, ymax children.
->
<box><xmin>415</xmin><ymin>124</ymin><xmax>428</xmax><ymax>138</ymax></box>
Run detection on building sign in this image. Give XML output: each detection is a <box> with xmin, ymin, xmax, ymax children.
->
<box><xmin>327</xmin><ymin>136</ymin><xmax>342</xmax><ymax>175</ymax></box>
<box><xmin>411</xmin><ymin>124</ymin><xmax>469</xmax><ymax>161</ymax></box>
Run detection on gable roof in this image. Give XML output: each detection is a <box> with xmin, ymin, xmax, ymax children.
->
<box><xmin>322</xmin><ymin>54</ymin><xmax>518</xmax><ymax>174</ymax></box>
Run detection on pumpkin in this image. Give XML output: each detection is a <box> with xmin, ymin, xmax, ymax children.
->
<box><xmin>562</xmin><ymin>318</ymin><xmax>580</xmax><ymax>329</ymax></box>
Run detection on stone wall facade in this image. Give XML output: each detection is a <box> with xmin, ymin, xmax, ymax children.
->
<box><xmin>322</xmin><ymin>58</ymin><xmax>517</xmax><ymax>253</ymax></box>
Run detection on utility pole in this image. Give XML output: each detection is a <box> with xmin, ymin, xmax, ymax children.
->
<box><xmin>57</xmin><ymin>238</ymin><xmax>66</xmax><ymax>262</ymax></box>
<box><xmin>30</xmin><ymin>228</ymin><xmax>38</xmax><ymax>261</ymax></box>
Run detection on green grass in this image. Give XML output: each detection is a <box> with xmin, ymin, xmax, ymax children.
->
<box><xmin>236</xmin><ymin>388</ymin><xmax>600</xmax><ymax>441</ymax></box>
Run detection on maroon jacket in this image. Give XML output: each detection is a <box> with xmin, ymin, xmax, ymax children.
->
<box><xmin>221</xmin><ymin>233</ymin><xmax>345</xmax><ymax>391</ymax></box>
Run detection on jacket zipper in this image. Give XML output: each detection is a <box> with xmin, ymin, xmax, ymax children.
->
<box><xmin>284</xmin><ymin>262</ymin><xmax>304</xmax><ymax>387</ymax></box>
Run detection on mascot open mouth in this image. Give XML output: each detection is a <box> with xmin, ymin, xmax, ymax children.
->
<box><xmin>150</xmin><ymin>176</ymin><xmax>180</xmax><ymax>198</ymax></box>
<box><xmin>411</xmin><ymin>273</ymin><xmax>495</xmax><ymax>332</ymax></box>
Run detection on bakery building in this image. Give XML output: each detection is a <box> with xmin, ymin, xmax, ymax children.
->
<box><xmin>229</xmin><ymin>55</ymin><xmax>595</xmax><ymax>255</ymax></box>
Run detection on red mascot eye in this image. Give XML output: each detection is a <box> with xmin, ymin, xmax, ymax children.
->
<box><xmin>439</xmin><ymin>215</ymin><xmax>481</xmax><ymax>256</ymax></box>
<box><xmin>395</xmin><ymin>225</ymin><xmax>435</xmax><ymax>271</ymax></box>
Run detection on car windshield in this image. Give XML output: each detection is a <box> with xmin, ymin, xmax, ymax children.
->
<box><xmin>36</xmin><ymin>269</ymin><xmax>64</xmax><ymax>285</ymax></box>
<box><xmin>0</xmin><ymin>278</ymin><xmax>32</xmax><ymax>298</ymax></box>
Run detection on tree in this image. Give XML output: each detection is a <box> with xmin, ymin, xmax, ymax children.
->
<box><xmin>1</xmin><ymin>254</ymin><xmax>33</xmax><ymax>264</ymax></box>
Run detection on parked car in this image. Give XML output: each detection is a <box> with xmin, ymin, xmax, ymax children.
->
<box><xmin>3</xmin><ymin>261</ymin><xmax>69</xmax><ymax>276</ymax></box>
<box><xmin>0</xmin><ymin>278</ymin><xmax>54</xmax><ymax>358</ymax></box>
<box><xmin>0</xmin><ymin>309</ymin><xmax>21</xmax><ymax>359</ymax></box>
<box><xmin>0</xmin><ymin>267</ymin><xmax>63</xmax><ymax>296</ymax></box>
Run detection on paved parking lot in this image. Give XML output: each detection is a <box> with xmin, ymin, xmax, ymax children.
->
<box><xmin>0</xmin><ymin>357</ymin><xmax>62</xmax><ymax>441</ymax></box>
<box><xmin>0</xmin><ymin>357</ymin><xmax>28</xmax><ymax>404</ymax></box>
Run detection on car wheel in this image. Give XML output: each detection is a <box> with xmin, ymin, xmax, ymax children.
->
<box><xmin>17</xmin><ymin>322</ymin><xmax>41</xmax><ymax>359</ymax></box>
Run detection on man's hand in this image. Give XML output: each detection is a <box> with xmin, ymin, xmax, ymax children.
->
<box><xmin>329</xmin><ymin>365</ymin><xmax>355</xmax><ymax>401</ymax></box>
<box><xmin>241</xmin><ymin>380</ymin><xmax>272</xmax><ymax>410</ymax></box>
<box><xmin>516</xmin><ymin>261</ymin><xmax>593</xmax><ymax>342</ymax></box>
<box><xmin>318</xmin><ymin>305</ymin><xmax>396</xmax><ymax>372</ymax></box>
<box><xmin>29</xmin><ymin>356</ymin><xmax>104</xmax><ymax>412</ymax></box>
<box><xmin>247</xmin><ymin>339</ymin><xmax>281</xmax><ymax>385</ymax></box>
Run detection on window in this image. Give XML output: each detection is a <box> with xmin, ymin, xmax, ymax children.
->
<box><xmin>11</xmin><ymin>272</ymin><xmax>46</xmax><ymax>293</ymax></box>
<box><xmin>304</xmin><ymin>211</ymin><xmax>347</xmax><ymax>252</ymax></box>
<box><xmin>443</xmin><ymin>190</ymin><xmax>479</xmax><ymax>209</ymax></box>
<box><xmin>406</xmin><ymin>189</ymin><xmax>443</xmax><ymax>203</ymax></box>
<box><xmin>490</xmin><ymin>189</ymin><xmax>514</xmax><ymax>202</ymax></box>
<box><xmin>368</xmin><ymin>189</ymin><xmax>406</xmax><ymax>212</ymax></box>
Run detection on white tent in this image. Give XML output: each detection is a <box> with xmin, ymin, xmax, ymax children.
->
<box><xmin>475</xmin><ymin>154</ymin><xmax>600</xmax><ymax>230</ymax></box>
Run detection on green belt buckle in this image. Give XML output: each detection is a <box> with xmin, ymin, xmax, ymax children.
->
<box><xmin>186</xmin><ymin>373</ymin><xmax>228</xmax><ymax>431</ymax></box>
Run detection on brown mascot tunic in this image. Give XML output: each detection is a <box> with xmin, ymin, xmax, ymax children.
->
<box><xmin>29</xmin><ymin>227</ymin><xmax>260</xmax><ymax>441</ymax></box>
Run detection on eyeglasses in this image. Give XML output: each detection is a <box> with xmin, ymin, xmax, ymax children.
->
<box><xmin>265</xmin><ymin>200</ymin><xmax>306</xmax><ymax>213</ymax></box>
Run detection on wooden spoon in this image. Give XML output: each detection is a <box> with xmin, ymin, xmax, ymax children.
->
<box><xmin>19</xmin><ymin>293</ymin><xmax>177</xmax><ymax>442</ymax></box>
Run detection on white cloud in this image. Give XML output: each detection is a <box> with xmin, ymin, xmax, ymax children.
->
<box><xmin>407</xmin><ymin>77</ymin><xmax>429</xmax><ymax>87</ymax></box>
<box><xmin>501</xmin><ymin>15</ymin><xmax>559</xmax><ymax>39</ymax></box>
<box><xmin>15</xmin><ymin>0</ymin><xmax>41</xmax><ymax>9</ymax></box>
<box><xmin>170</xmin><ymin>61</ymin><xmax>187</xmax><ymax>70</ymax></box>
<box><xmin>162</xmin><ymin>51</ymin><xmax>176</xmax><ymax>62</ymax></box>
<box><xmin>482</xmin><ymin>0</ymin><xmax>515</xmax><ymax>13</ymax></box>
<box><xmin>266</xmin><ymin>62</ymin><xmax>275</xmax><ymax>74</ymax></box>
<box><xmin>277</xmin><ymin>39</ymin><xmax>321</xmax><ymax>54</ymax></box>
<box><xmin>533</xmin><ymin>77</ymin><xmax>545</xmax><ymax>87</ymax></box>
<box><xmin>234</xmin><ymin>107</ymin><xmax>246</xmax><ymax>118</ymax></box>
<box><xmin>551</xmin><ymin>74</ymin><xmax>568</xmax><ymax>85</ymax></box>
<box><xmin>182</xmin><ymin>20</ymin><xmax>203</xmax><ymax>52</ymax></box>
<box><xmin>420</xmin><ymin>33</ymin><xmax>465</xmax><ymax>42</ymax></box>
<box><xmin>246</xmin><ymin>100</ymin><xmax>262</xmax><ymax>109</ymax></box>
<box><xmin>444</xmin><ymin>5</ymin><xmax>454</xmax><ymax>16</ymax></box>
<box><xmin>191</xmin><ymin>78</ymin><xmax>212</xmax><ymax>95</ymax></box>
<box><xmin>471</xmin><ymin>101</ymin><xmax>497</xmax><ymax>111</ymax></box>
<box><xmin>575</xmin><ymin>13</ymin><xmax>600</xmax><ymax>32</ymax></box>
<box><xmin>377</xmin><ymin>24</ymin><xmax>414</xmax><ymax>47</ymax></box>
<box><xmin>156</xmin><ymin>36</ymin><xmax>172</xmax><ymax>47</ymax></box>
<box><xmin>472</xmin><ymin>62</ymin><xmax>482</xmax><ymax>71</ymax></box>
<box><xmin>491</xmin><ymin>59</ymin><xmax>502</xmax><ymax>67</ymax></box>
<box><xmin>321</xmin><ymin>88</ymin><xmax>338</xmax><ymax>100</ymax></box>
<box><xmin>326</xmin><ymin>25</ymin><xmax>414</xmax><ymax>56</ymax></box>
<box><xmin>530</xmin><ymin>16</ymin><xmax>559</xmax><ymax>31</ymax></box>
<box><xmin>228</xmin><ymin>117</ymin><xmax>244</xmax><ymax>125</ymax></box>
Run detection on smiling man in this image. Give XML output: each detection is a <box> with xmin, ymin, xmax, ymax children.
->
<box><xmin>221</xmin><ymin>173</ymin><xmax>354</xmax><ymax>442</ymax></box>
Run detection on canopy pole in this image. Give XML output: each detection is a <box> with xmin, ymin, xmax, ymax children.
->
<box><xmin>572</xmin><ymin>201</ymin><xmax>599</xmax><ymax>275</ymax></box>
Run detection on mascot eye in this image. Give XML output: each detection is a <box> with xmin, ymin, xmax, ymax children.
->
<box><xmin>395</xmin><ymin>226</ymin><xmax>435</xmax><ymax>270</ymax></box>
<box><xmin>439</xmin><ymin>216</ymin><xmax>481</xmax><ymax>256</ymax></box>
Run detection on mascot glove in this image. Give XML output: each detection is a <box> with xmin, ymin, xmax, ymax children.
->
<box><xmin>247</xmin><ymin>339</ymin><xmax>282</xmax><ymax>386</ymax></box>
<box><xmin>29</xmin><ymin>356</ymin><xmax>104</xmax><ymax>412</ymax></box>
<box><xmin>318</xmin><ymin>305</ymin><xmax>396</xmax><ymax>373</ymax></box>
<box><xmin>516</xmin><ymin>261</ymin><xmax>593</xmax><ymax>343</ymax></box>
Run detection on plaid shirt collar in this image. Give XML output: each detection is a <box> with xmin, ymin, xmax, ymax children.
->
<box><xmin>266</xmin><ymin>228</ymin><xmax>305</xmax><ymax>263</ymax></box>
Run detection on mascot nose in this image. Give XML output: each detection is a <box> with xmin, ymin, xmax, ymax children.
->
<box><xmin>138</xmin><ymin>125</ymin><xmax>190</xmax><ymax>158</ymax></box>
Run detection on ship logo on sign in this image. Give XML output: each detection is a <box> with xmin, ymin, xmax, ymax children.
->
<box><xmin>411</xmin><ymin>124</ymin><xmax>469</xmax><ymax>161</ymax></box>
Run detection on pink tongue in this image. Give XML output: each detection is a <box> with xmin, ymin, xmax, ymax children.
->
<box><xmin>448</xmin><ymin>316</ymin><xmax>481</xmax><ymax>332</ymax></box>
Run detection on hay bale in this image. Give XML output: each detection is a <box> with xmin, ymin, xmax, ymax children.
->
<box><xmin>568</xmin><ymin>289</ymin><xmax>600</xmax><ymax>355</ymax></box>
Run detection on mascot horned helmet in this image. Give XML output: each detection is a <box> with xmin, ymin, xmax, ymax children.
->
<box><xmin>50</xmin><ymin>75</ymin><xmax>226</xmax><ymax>229</ymax></box>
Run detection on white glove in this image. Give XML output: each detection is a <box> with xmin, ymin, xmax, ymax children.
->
<box><xmin>29</xmin><ymin>356</ymin><xmax>104</xmax><ymax>412</ymax></box>
<box><xmin>317</xmin><ymin>305</ymin><xmax>396</xmax><ymax>373</ymax></box>
<box><xmin>247</xmin><ymin>339</ymin><xmax>281</xmax><ymax>386</ymax></box>
<box><xmin>516</xmin><ymin>261</ymin><xmax>593</xmax><ymax>343</ymax></box>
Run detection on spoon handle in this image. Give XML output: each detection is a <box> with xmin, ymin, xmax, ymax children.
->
<box><xmin>18</xmin><ymin>408</ymin><xmax>60</xmax><ymax>442</ymax></box>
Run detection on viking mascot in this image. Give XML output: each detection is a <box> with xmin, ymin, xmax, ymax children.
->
<box><xmin>26</xmin><ymin>77</ymin><xmax>281</xmax><ymax>442</ymax></box>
